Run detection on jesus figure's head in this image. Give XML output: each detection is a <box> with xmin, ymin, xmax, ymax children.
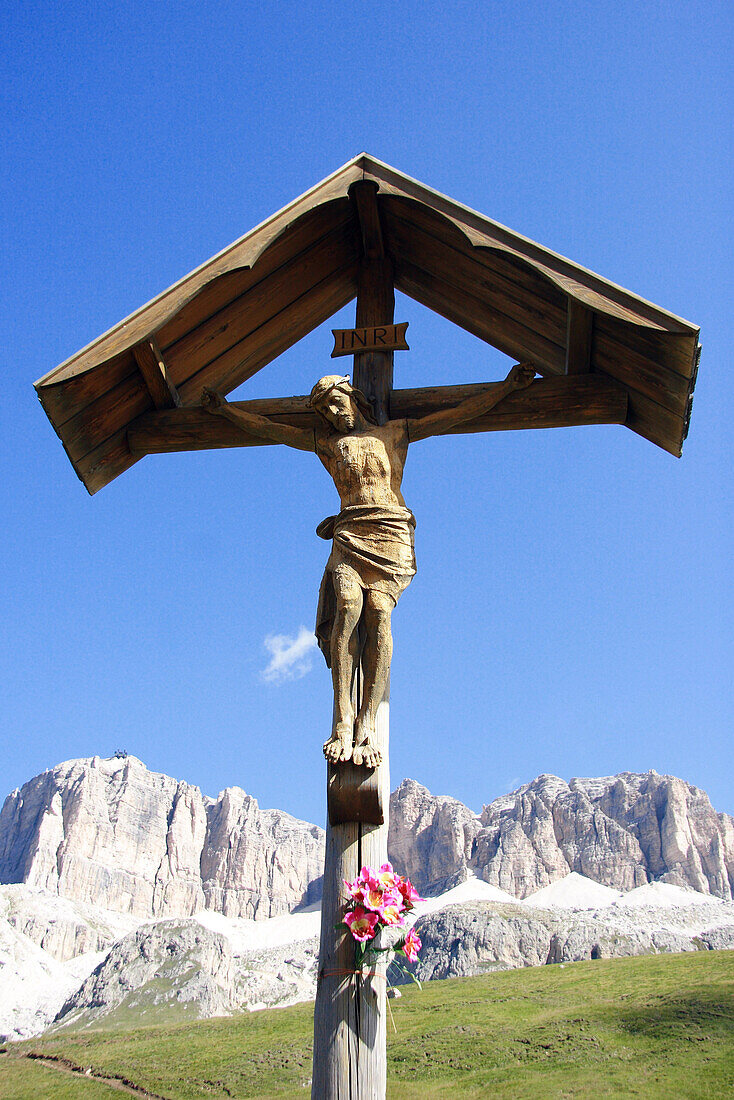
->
<box><xmin>309</xmin><ymin>376</ymin><xmax>377</xmax><ymax>433</ymax></box>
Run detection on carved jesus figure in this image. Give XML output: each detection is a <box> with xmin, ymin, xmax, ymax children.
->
<box><xmin>202</xmin><ymin>361</ymin><xmax>534</xmax><ymax>768</ymax></box>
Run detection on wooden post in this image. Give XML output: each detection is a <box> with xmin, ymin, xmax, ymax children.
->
<box><xmin>312</xmin><ymin>185</ymin><xmax>393</xmax><ymax>1099</ymax></box>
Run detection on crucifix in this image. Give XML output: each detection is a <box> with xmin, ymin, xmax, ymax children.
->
<box><xmin>203</xmin><ymin>360</ymin><xmax>533</xmax><ymax>769</ymax></box>
<box><xmin>35</xmin><ymin>157</ymin><xmax>700</xmax><ymax>1100</ymax></box>
<box><xmin>197</xmin><ymin>207</ymin><xmax>531</xmax><ymax>1095</ymax></box>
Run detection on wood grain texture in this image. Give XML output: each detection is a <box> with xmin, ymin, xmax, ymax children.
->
<box><xmin>353</xmin><ymin>258</ymin><xmax>394</xmax><ymax>425</ymax></box>
<box><xmin>37</xmin><ymin>351</ymin><xmax>138</xmax><ymax>430</ymax></box>
<box><xmin>132</xmin><ymin>339</ymin><xmax>181</xmax><ymax>409</ymax></box>
<box><xmin>76</xmin><ymin>430</ymin><xmax>137</xmax><ymax>496</ymax></box>
<box><xmin>313</xmin><ymin>686</ymin><xmax>390</xmax><ymax>1100</ymax></box>
<box><xmin>393</xmin><ymin>258</ymin><xmax>568</xmax><ymax>374</ymax></box>
<box><xmin>565</xmin><ymin>299</ymin><xmax>594</xmax><ymax>375</ymax></box>
<box><xmin>383</xmin><ymin>197</ymin><xmax>569</xmax><ymax>349</ymax></box>
<box><xmin>592</xmin><ymin>312</ymin><xmax>696</xmax><ymax>378</ymax></box>
<box><xmin>625</xmin><ymin>389</ymin><xmax>686</xmax><ymax>457</ymax></box>
<box><xmin>349</xmin><ymin>180</ymin><xmax>385</xmax><ymax>260</ymax></box>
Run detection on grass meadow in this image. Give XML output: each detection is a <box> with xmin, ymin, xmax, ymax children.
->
<box><xmin>2</xmin><ymin>950</ymin><xmax>732</xmax><ymax>1098</ymax></box>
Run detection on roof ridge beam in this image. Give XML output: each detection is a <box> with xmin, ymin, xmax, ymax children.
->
<box><xmin>349</xmin><ymin>180</ymin><xmax>384</xmax><ymax>260</ymax></box>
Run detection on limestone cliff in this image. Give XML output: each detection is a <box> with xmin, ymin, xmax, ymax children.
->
<box><xmin>0</xmin><ymin>756</ymin><xmax>323</xmax><ymax>920</ymax></box>
<box><xmin>389</xmin><ymin>772</ymin><xmax>734</xmax><ymax>899</ymax></box>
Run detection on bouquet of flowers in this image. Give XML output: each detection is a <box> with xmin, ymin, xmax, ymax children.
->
<box><xmin>341</xmin><ymin>862</ymin><xmax>423</xmax><ymax>973</ymax></box>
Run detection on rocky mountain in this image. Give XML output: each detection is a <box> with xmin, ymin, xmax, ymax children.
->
<box><xmin>6</xmin><ymin>875</ymin><xmax>733</xmax><ymax>1041</ymax></box>
<box><xmin>2</xmin><ymin>757</ymin><xmax>733</xmax><ymax>1041</ymax></box>
<box><xmin>0</xmin><ymin>756</ymin><xmax>324</xmax><ymax>921</ymax></box>
<box><xmin>53</xmin><ymin>918</ymin><xmax>319</xmax><ymax>1032</ymax></box>
<box><xmin>409</xmin><ymin>893</ymin><xmax>734</xmax><ymax>983</ymax></box>
<box><xmin>388</xmin><ymin>772</ymin><xmax>734</xmax><ymax>900</ymax></box>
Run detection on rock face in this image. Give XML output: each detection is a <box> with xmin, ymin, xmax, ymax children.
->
<box><xmin>410</xmin><ymin>896</ymin><xmax>734</xmax><ymax>983</ymax></box>
<box><xmin>53</xmin><ymin>918</ymin><xmax>319</xmax><ymax>1032</ymax></box>
<box><xmin>1</xmin><ymin>884</ymin><xmax>139</xmax><ymax>961</ymax></box>
<box><xmin>0</xmin><ymin>756</ymin><xmax>324</xmax><ymax>921</ymax></box>
<box><xmin>389</xmin><ymin>772</ymin><xmax>734</xmax><ymax>900</ymax></box>
<box><xmin>388</xmin><ymin>779</ymin><xmax>480</xmax><ymax>895</ymax></box>
<box><xmin>3</xmin><ymin>756</ymin><xmax>734</xmax><ymax>1040</ymax></box>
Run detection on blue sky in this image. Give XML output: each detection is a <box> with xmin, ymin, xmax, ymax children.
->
<box><xmin>2</xmin><ymin>1</ymin><xmax>732</xmax><ymax>826</ymax></box>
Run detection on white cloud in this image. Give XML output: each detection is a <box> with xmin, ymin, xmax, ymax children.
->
<box><xmin>261</xmin><ymin>626</ymin><xmax>318</xmax><ymax>683</ymax></box>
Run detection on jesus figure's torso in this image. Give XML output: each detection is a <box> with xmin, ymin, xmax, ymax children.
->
<box><xmin>315</xmin><ymin>420</ymin><xmax>410</xmax><ymax>511</ymax></box>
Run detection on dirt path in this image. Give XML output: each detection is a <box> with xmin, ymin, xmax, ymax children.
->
<box><xmin>1</xmin><ymin>1048</ymin><xmax>171</xmax><ymax>1098</ymax></box>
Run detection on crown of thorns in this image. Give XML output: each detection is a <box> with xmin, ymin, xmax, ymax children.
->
<box><xmin>308</xmin><ymin>375</ymin><xmax>377</xmax><ymax>424</ymax></box>
<box><xmin>309</xmin><ymin>375</ymin><xmax>351</xmax><ymax>406</ymax></box>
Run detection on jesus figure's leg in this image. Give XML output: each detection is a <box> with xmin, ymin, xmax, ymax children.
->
<box><xmin>323</xmin><ymin>569</ymin><xmax>363</xmax><ymax>764</ymax></box>
<box><xmin>352</xmin><ymin>591</ymin><xmax>392</xmax><ymax>767</ymax></box>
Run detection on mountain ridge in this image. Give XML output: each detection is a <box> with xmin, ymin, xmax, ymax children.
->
<box><xmin>2</xmin><ymin>755</ymin><xmax>733</xmax><ymax>1042</ymax></box>
<box><xmin>389</xmin><ymin>770</ymin><xmax>734</xmax><ymax>900</ymax></box>
<box><xmin>0</xmin><ymin>755</ymin><xmax>323</xmax><ymax>921</ymax></box>
<box><xmin>1</xmin><ymin>757</ymin><xmax>732</xmax><ymax>925</ymax></box>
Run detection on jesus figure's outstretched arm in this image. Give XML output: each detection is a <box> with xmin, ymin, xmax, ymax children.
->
<box><xmin>406</xmin><ymin>362</ymin><xmax>535</xmax><ymax>443</ymax></box>
<box><xmin>200</xmin><ymin>388</ymin><xmax>315</xmax><ymax>452</ymax></box>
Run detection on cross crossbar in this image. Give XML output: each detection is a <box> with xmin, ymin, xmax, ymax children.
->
<box><xmin>127</xmin><ymin>376</ymin><xmax>628</xmax><ymax>455</ymax></box>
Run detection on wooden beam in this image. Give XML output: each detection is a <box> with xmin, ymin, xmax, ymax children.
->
<box><xmin>353</xmin><ymin>259</ymin><xmax>394</xmax><ymax>423</ymax></box>
<box><xmin>348</xmin><ymin>179</ymin><xmax>384</xmax><ymax>259</ymax></box>
<box><xmin>434</xmin><ymin>375</ymin><xmax>627</xmax><ymax>436</ymax></box>
<box><xmin>348</xmin><ymin>180</ymin><xmax>394</xmax><ymax>424</ymax></box>
<box><xmin>132</xmin><ymin>338</ymin><xmax>181</xmax><ymax>409</ymax></box>
<box><xmin>126</xmin><ymin>377</ymin><xmax>629</xmax><ymax>455</ymax></box>
<box><xmin>565</xmin><ymin>298</ymin><xmax>594</xmax><ymax>375</ymax></box>
<box><xmin>395</xmin><ymin>257</ymin><xmax>567</xmax><ymax>375</ymax></box>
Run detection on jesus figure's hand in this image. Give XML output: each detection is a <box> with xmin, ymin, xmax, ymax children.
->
<box><xmin>508</xmin><ymin>363</ymin><xmax>536</xmax><ymax>389</ymax></box>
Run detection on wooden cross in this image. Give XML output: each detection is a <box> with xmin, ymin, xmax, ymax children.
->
<box><xmin>34</xmin><ymin>156</ymin><xmax>700</xmax><ymax>1100</ymax></box>
<box><xmin>314</xmin><ymin>184</ymin><xmax>398</xmax><ymax>1099</ymax></box>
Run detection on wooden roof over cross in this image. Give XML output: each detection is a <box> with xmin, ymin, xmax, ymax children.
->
<box><xmin>35</xmin><ymin>153</ymin><xmax>701</xmax><ymax>494</ymax></box>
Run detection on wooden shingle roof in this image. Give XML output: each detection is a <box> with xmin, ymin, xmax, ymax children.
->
<box><xmin>35</xmin><ymin>153</ymin><xmax>700</xmax><ymax>493</ymax></box>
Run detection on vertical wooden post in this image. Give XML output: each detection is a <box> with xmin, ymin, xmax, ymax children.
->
<box><xmin>312</xmin><ymin>184</ymin><xmax>393</xmax><ymax>1099</ymax></box>
<box><xmin>353</xmin><ymin>257</ymin><xmax>394</xmax><ymax>425</ymax></box>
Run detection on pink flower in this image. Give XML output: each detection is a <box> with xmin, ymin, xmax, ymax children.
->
<box><xmin>379</xmin><ymin>901</ymin><xmax>405</xmax><ymax>926</ymax></box>
<box><xmin>396</xmin><ymin>878</ymin><xmax>422</xmax><ymax>909</ymax></box>
<box><xmin>345</xmin><ymin>907</ymin><xmax>379</xmax><ymax>943</ymax></box>
<box><xmin>358</xmin><ymin>866</ymin><xmax>379</xmax><ymax>887</ymax></box>
<box><xmin>360</xmin><ymin>885</ymin><xmax>382</xmax><ymax>912</ymax></box>
<box><xmin>402</xmin><ymin>928</ymin><xmax>421</xmax><ymax>962</ymax></box>
<box><xmin>377</xmin><ymin>862</ymin><xmax>400</xmax><ymax>889</ymax></box>
<box><xmin>343</xmin><ymin>879</ymin><xmax>365</xmax><ymax>905</ymax></box>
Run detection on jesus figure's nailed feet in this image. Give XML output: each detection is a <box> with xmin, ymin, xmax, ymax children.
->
<box><xmin>352</xmin><ymin>731</ymin><xmax>382</xmax><ymax>769</ymax></box>
<box><xmin>323</xmin><ymin>723</ymin><xmax>354</xmax><ymax>764</ymax></box>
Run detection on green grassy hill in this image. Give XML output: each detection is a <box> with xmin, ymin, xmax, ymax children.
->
<box><xmin>2</xmin><ymin>951</ymin><xmax>733</xmax><ymax>1099</ymax></box>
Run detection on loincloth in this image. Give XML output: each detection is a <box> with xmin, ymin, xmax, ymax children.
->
<box><xmin>314</xmin><ymin>504</ymin><xmax>416</xmax><ymax>667</ymax></box>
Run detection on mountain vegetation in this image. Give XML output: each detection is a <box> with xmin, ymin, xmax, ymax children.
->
<box><xmin>3</xmin><ymin>951</ymin><xmax>733</xmax><ymax>1098</ymax></box>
